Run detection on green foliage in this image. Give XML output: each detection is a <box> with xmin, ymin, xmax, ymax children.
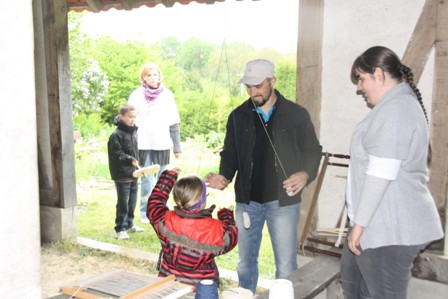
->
<box><xmin>206</xmin><ymin>131</ymin><xmax>226</xmax><ymax>149</ymax></box>
<box><xmin>69</xmin><ymin>13</ymin><xmax>297</xmax><ymax>147</ymax></box>
<box><xmin>275</xmin><ymin>60</ymin><xmax>297</xmax><ymax>101</ymax></box>
<box><xmin>74</xmin><ymin>123</ymin><xmax>113</xmax><ymax>182</ymax></box>
<box><xmin>73</xmin><ymin>113</ymin><xmax>112</xmax><ymax>138</ymax></box>
<box><xmin>158</xmin><ymin>36</ymin><xmax>181</xmax><ymax>60</ymax></box>
<box><xmin>176</xmin><ymin>38</ymin><xmax>214</xmax><ymax>74</ymax></box>
<box><xmin>90</xmin><ymin>36</ymin><xmax>151</xmax><ymax>123</ymax></box>
<box><xmin>69</xmin><ymin>12</ymin><xmax>109</xmax><ymax>117</ymax></box>
<box><xmin>75</xmin><ymin>150</ymin><xmax>110</xmax><ymax>182</ymax></box>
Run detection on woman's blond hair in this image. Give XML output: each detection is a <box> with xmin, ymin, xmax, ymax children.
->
<box><xmin>139</xmin><ymin>63</ymin><xmax>164</xmax><ymax>83</ymax></box>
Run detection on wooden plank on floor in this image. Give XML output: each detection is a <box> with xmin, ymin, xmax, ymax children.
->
<box><xmin>256</xmin><ymin>255</ymin><xmax>340</xmax><ymax>299</ymax></box>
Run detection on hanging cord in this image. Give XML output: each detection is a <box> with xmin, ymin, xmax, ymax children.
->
<box><xmin>193</xmin><ymin>40</ymin><xmax>228</xmax><ymax>175</ymax></box>
<box><xmin>249</xmin><ymin>100</ymin><xmax>289</xmax><ymax>181</ymax></box>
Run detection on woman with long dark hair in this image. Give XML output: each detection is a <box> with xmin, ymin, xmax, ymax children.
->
<box><xmin>341</xmin><ymin>46</ymin><xmax>443</xmax><ymax>299</ymax></box>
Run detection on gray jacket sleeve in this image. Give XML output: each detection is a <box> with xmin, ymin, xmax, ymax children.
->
<box><xmin>354</xmin><ymin>174</ymin><xmax>391</xmax><ymax>227</ymax></box>
<box><xmin>169</xmin><ymin>123</ymin><xmax>182</xmax><ymax>153</ymax></box>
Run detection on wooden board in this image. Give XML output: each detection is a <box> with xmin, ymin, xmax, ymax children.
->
<box><xmin>59</xmin><ymin>269</ymin><xmax>192</xmax><ymax>299</ymax></box>
<box><xmin>256</xmin><ymin>255</ymin><xmax>340</xmax><ymax>299</ymax></box>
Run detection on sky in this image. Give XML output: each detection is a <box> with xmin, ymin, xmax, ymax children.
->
<box><xmin>80</xmin><ymin>0</ymin><xmax>299</xmax><ymax>53</ymax></box>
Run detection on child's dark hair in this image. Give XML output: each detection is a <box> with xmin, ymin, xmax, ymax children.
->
<box><xmin>119</xmin><ymin>103</ymin><xmax>136</xmax><ymax>115</ymax></box>
<box><xmin>172</xmin><ymin>176</ymin><xmax>206</xmax><ymax>210</ymax></box>
<box><xmin>351</xmin><ymin>46</ymin><xmax>432</xmax><ymax>164</ymax></box>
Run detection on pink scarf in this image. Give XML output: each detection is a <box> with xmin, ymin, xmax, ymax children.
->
<box><xmin>142</xmin><ymin>82</ymin><xmax>164</xmax><ymax>103</ymax></box>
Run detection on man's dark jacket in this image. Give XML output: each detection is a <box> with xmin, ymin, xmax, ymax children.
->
<box><xmin>219</xmin><ymin>90</ymin><xmax>322</xmax><ymax>206</ymax></box>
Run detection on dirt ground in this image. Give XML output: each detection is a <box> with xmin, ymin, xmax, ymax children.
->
<box><xmin>40</xmin><ymin>244</ymin><xmax>156</xmax><ymax>298</ymax></box>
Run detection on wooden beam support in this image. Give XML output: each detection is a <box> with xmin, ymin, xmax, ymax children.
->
<box><xmin>120</xmin><ymin>0</ymin><xmax>134</xmax><ymax>10</ymax></box>
<box><xmin>428</xmin><ymin>0</ymin><xmax>448</xmax><ymax>232</ymax></box>
<box><xmin>296</xmin><ymin>0</ymin><xmax>324</xmax><ymax>134</ymax></box>
<box><xmin>85</xmin><ymin>0</ymin><xmax>104</xmax><ymax>13</ymax></box>
<box><xmin>402</xmin><ymin>0</ymin><xmax>437</xmax><ymax>84</ymax></box>
<box><xmin>40</xmin><ymin>0</ymin><xmax>77</xmax><ymax>209</ymax></box>
<box><xmin>161</xmin><ymin>0</ymin><xmax>176</xmax><ymax>8</ymax></box>
<box><xmin>38</xmin><ymin>0</ymin><xmax>77</xmax><ymax>242</ymax></box>
<box><xmin>296</xmin><ymin>0</ymin><xmax>324</xmax><ymax>253</ymax></box>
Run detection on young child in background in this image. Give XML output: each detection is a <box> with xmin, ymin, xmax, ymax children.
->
<box><xmin>147</xmin><ymin>168</ymin><xmax>238</xmax><ymax>286</ymax></box>
<box><xmin>107</xmin><ymin>103</ymin><xmax>145</xmax><ymax>240</ymax></box>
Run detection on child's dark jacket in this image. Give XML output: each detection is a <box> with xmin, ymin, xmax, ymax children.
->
<box><xmin>107</xmin><ymin>116</ymin><xmax>138</xmax><ymax>181</ymax></box>
<box><xmin>147</xmin><ymin>170</ymin><xmax>238</xmax><ymax>285</ymax></box>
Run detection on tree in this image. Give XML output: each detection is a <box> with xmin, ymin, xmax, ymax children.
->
<box><xmin>275</xmin><ymin>60</ymin><xmax>296</xmax><ymax>101</ymax></box>
<box><xmin>72</xmin><ymin>59</ymin><xmax>109</xmax><ymax>116</ymax></box>
<box><xmin>91</xmin><ymin>37</ymin><xmax>150</xmax><ymax>123</ymax></box>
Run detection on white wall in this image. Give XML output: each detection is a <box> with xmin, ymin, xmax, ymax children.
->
<box><xmin>0</xmin><ymin>0</ymin><xmax>41</xmax><ymax>297</ymax></box>
<box><xmin>317</xmin><ymin>0</ymin><xmax>434</xmax><ymax>229</ymax></box>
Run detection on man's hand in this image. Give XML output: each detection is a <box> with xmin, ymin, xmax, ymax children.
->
<box><xmin>348</xmin><ymin>224</ymin><xmax>363</xmax><ymax>256</ymax></box>
<box><xmin>205</xmin><ymin>173</ymin><xmax>229</xmax><ymax>190</ymax></box>
<box><xmin>282</xmin><ymin>171</ymin><xmax>309</xmax><ymax>196</ymax></box>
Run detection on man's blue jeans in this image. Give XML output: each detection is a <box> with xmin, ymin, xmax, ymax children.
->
<box><xmin>235</xmin><ymin>201</ymin><xmax>300</xmax><ymax>293</ymax></box>
<box><xmin>114</xmin><ymin>180</ymin><xmax>138</xmax><ymax>232</ymax></box>
<box><xmin>139</xmin><ymin>150</ymin><xmax>167</xmax><ymax>221</ymax></box>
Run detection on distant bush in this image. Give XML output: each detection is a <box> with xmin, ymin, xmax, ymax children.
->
<box><xmin>74</xmin><ymin>113</ymin><xmax>113</xmax><ymax>139</ymax></box>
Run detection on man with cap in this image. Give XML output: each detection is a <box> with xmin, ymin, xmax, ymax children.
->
<box><xmin>206</xmin><ymin>59</ymin><xmax>322</xmax><ymax>293</ymax></box>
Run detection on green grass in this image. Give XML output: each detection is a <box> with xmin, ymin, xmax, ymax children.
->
<box><xmin>75</xmin><ymin>137</ymin><xmax>276</xmax><ymax>281</ymax></box>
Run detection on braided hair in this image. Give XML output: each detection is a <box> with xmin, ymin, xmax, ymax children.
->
<box><xmin>351</xmin><ymin>46</ymin><xmax>432</xmax><ymax>163</ymax></box>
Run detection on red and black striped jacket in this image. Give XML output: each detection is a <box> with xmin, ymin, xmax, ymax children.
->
<box><xmin>146</xmin><ymin>170</ymin><xmax>238</xmax><ymax>285</ymax></box>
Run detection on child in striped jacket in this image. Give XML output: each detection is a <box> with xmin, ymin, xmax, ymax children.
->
<box><xmin>146</xmin><ymin>168</ymin><xmax>238</xmax><ymax>286</ymax></box>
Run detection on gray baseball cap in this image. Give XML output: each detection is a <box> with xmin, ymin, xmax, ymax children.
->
<box><xmin>238</xmin><ymin>59</ymin><xmax>275</xmax><ymax>85</ymax></box>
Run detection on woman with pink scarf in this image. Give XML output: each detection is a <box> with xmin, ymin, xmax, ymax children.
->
<box><xmin>128</xmin><ymin>63</ymin><xmax>181</xmax><ymax>223</ymax></box>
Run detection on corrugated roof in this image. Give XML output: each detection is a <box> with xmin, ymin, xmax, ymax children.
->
<box><xmin>67</xmin><ymin>0</ymin><xmax>255</xmax><ymax>13</ymax></box>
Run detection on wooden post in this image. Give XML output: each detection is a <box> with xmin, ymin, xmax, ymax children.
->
<box><xmin>296</xmin><ymin>0</ymin><xmax>324</xmax><ymax>133</ymax></box>
<box><xmin>38</xmin><ymin>0</ymin><xmax>77</xmax><ymax>242</ymax></box>
<box><xmin>402</xmin><ymin>0</ymin><xmax>437</xmax><ymax>83</ymax></box>
<box><xmin>429</xmin><ymin>0</ymin><xmax>448</xmax><ymax>233</ymax></box>
<box><xmin>296</xmin><ymin>0</ymin><xmax>325</xmax><ymax>248</ymax></box>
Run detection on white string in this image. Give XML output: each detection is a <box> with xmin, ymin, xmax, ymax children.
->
<box><xmin>250</xmin><ymin>100</ymin><xmax>289</xmax><ymax>180</ymax></box>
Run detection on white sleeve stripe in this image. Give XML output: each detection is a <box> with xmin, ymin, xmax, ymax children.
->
<box><xmin>366</xmin><ymin>155</ymin><xmax>401</xmax><ymax>180</ymax></box>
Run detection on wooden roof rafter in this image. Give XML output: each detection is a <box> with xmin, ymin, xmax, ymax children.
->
<box><xmin>66</xmin><ymin>0</ymin><xmax>258</xmax><ymax>13</ymax></box>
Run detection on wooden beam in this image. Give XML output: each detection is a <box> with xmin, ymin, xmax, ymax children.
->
<box><xmin>85</xmin><ymin>0</ymin><xmax>104</xmax><ymax>13</ymax></box>
<box><xmin>40</xmin><ymin>0</ymin><xmax>77</xmax><ymax>209</ymax></box>
<box><xmin>296</xmin><ymin>0</ymin><xmax>324</xmax><ymax>134</ymax></box>
<box><xmin>412</xmin><ymin>251</ymin><xmax>448</xmax><ymax>284</ymax></box>
<box><xmin>37</xmin><ymin>0</ymin><xmax>78</xmax><ymax>243</ymax></box>
<box><xmin>120</xmin><ymin>275</ymin><xmax>176</xmax><ymax>299</ymax></box>
<box><xmin>120</xmin><ymin>0</ymin><xmax>134</xmax><ymax>10</ymax></box>
<box><xmin>257</xmin><ymin>255</ymin><xmax>341</xmax><ymax>299</ymax></box>
<box><xmin>402</xmin><ymin>0</ymin><xmax>437</xmax><ymax>84</ymax></box>
<box><xmin>299</xmin><ymin>154</ymin><xmax>329</xmax><ymax>246</ymax></box>
<box><xmin>161</xmin><ymin>0</ymin><xmax>176</xmax><ymax>7</ymax></box>
<box><xmin>60</xmin><ymin>286</ymin><xmax>101</xmax><ymax>299</ymax></box>
<box><xmin>428</xmin><ymin>0</ymin><xmax>448</xmax><ymax>231</ymax></box>
<box><xmin>296</xmin><ymin>0</ymin><xmax>324</xmax><ymax>252</ymax></box>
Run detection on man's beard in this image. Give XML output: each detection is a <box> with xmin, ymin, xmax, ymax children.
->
<box><xmin>252</xmin><ymin>87</ymin><xmax>273</xmax><ymax>107</ymax></box>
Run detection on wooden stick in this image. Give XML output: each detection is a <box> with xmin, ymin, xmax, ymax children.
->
<box><xmin>60</xmin><ymin>286</ymin><xmax>101</xmax><ymax>299</ymax></box>
<box><xmin>120</xmin><ymin>275</ymin><xmax>176</xmax><ymax>299</ymax></box>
